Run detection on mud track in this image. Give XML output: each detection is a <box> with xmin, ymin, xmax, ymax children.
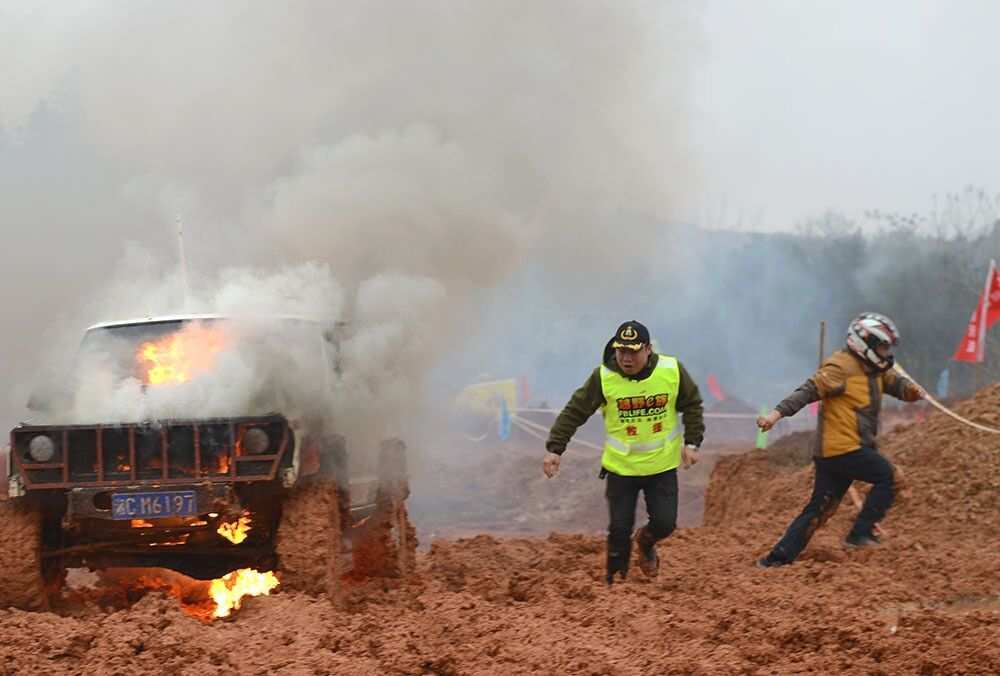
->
<box><xmin>1</xmin><ymin>387</ymin><xmax>999</xmax><ymax>674</ymax></box>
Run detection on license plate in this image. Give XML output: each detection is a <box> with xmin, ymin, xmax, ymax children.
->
<box><xmin>111</xmin><ymin>490</ymin><xmax>197</xmax><ymax>520</ymax></box>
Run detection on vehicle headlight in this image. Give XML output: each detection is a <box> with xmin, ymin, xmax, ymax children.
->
<box><xmin>28</xmin><ymin>435</ymin><xmax>56</xmax><ymax>463</ymax></box>
<box><xmin>241</xmin><ymin>428</ymin><xmax>270</xmax><ymax>455</ymax></box>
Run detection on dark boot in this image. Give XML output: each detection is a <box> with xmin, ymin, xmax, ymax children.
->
<box><xmin>634</xmin><ymin>526</ymin><xmax>659</xmax><ymax>578</ymax></box>
<box><xmin>606</xmin><ymin>546</ymin><xmax>629</xmax><ymax>586</ymax></box>
<box><xmin>844</xmin><ymin>532</ymin><xmax>881</xmax><ymax>549</ymax></box>
<box><xmin>756</xmin><ymin>554</ymin><xmax>787</xmax><ymax>568</ymax></box>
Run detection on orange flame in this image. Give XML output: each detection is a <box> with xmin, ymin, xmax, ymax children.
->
<box><xmin>137</xmin><ymin>323</ymin><xmax>227</xmax><ymax>386</ymax></box>
<box><xmin>94</xmin><ymin>567</ymin><xmax>279</xmax><ymax>622</ymax></box>
<box><xmin>210</xmin><ymin>568</ymin><xmax>279</xmax><ymax>618</ymax></box>
<box><xmin>217</xmin><ymin>515</ymin><xmax>252</xmax><ymax>544</ymax></box>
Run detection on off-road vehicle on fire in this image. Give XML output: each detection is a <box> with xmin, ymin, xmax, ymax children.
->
<box><xmin>0</xmin><ymin>315</ymin><xmax>416</xmax><ymax>610</ymax></box>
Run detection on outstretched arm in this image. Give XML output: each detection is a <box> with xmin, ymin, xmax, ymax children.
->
<box><xmin>758</xmin><ymin>360</ymin><xmax>848</xmax><ymax>430</ymax></box>
<box><xmin>883</xmin><ymin>369</ymin><xmax>926</xmax><ymax>402</ymax></box>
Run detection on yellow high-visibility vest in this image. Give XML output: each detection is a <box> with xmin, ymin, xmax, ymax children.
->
<box><xmin>599</xmin><ymin>355</ymin><xmax>682</xmax><ymax>476</ymax></box>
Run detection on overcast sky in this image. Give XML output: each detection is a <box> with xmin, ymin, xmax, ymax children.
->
<box><xmin>2</xmin><ymin>1</ymin><xmax>999</xmax><ymax>424</ymax></box>
<box><xmin>692</xmin><ymin>0</ymin><xmax>1000</xmax><ymax>229</ymax></box>
<box><xmin>5</xmin><ymin>2</ymin><xmax>999</xmax><ymax>232</ymax></box>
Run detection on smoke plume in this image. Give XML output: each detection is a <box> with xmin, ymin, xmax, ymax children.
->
<box><xmin>1</xmin><ymin>2</ymin><xmax>701</xmax><ymax>450</ymax></box>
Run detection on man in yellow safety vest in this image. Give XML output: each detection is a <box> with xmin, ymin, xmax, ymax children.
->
<box><xmin>544</xmin><ymin>321</ymin><xmax>705</xmax><ymax>585</ymax></box>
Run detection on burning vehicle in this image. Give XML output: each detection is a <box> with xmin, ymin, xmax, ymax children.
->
<box><xmin>0</xmin><ymin>315</ymin><xmax>416</xmax><ymax>611</ymax></box>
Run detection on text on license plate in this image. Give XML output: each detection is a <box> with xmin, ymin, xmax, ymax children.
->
<box><xmin>111</xmin><ymin>490</ymin><xmax>197</xmax><ymax>520</ymax></box>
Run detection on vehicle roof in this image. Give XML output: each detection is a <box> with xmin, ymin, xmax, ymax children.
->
<box><xmin>85</xmin><ymin>314</ymin><xmax>335</xmax><ymax>332</ymax></box>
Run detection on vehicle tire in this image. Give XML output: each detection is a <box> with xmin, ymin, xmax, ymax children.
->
<box><xmin>385</xmin><ymin>497</ymin><xmax>417</xmax><ymax>576</ymax></box>
<box><xmin>351</xmin><ymin>438</ymin><xmax>417</xmax><ymax>578</ymax></box>
<box><xmin>351</xmin><ymin>493</ymin><xmax>417</xmax><ymax>578</ymax></box>
<box><xmin>0</xmin><ymin>499</ymin><xmax>49</xmax><ymax>611</ymax></box>
<box><xmin>275</xmin><ymin>480</ymin><xmax>343</xmax><ymax>600</ymax></box>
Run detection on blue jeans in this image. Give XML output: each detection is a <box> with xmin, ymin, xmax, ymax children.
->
<box><xmin>766</xmin><ymin>446</ymin><xmax>895</xmax><ymax>564</ymax></box>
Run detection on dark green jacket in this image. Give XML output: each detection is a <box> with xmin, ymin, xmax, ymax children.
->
<box><xmin>545</xmin><ymin>353</ymin><xmax>705</xmax><ymax>455</ymax></box>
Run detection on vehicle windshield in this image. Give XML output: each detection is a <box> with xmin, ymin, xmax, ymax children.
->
<box><xmin>76</xmin><ymin>317</ymin><xmax>329</xmax><ymax>386</ymax></box>
<box><xmin>27</xmin><ymin>317</ymin><xmax>338</xmax><ymax>423</ymax></box>
<box><xmin>78</xmin><ymin>319</ymin><xmax>229</xmax><ymax>385</ymax></box>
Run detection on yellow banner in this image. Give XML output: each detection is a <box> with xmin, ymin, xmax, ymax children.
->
<box><xmin>454</xmin><ymin>378</ymin><xmax>518</xmax><ymax>415</ymax></box>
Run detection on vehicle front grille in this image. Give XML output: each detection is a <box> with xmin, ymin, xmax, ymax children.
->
<box><xmin>11</xmin><ymin>415</ymin><xmax>290</xmax><ymax>489</ymax></box>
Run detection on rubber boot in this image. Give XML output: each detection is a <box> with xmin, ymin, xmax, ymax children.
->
<box><xmin>634</xmin><ymin>526</ymin><xmax>659</xmax><ymax>578</ymax></box>
<box><xmin>844</xmin><ymin>532</ymin><xmax>881</xmax><ymax>549</ymax></box>
<box><xmin>606</xmin><ymin>547</ymin><xmax>629</xmax><ymax>586</ymax></box>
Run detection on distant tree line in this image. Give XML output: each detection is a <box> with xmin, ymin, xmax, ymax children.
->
<box><xmin>452</xmin><ymin>188</ymin><xmax>1000</xmax><ymax>410</ymax></box>
<box><xmin>788</xmin><ymin>187</ymin><xmax>1000</xmax><ymax>398</ymax></box>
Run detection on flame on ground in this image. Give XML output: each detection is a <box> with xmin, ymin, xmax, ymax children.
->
<box><xmin>137</xmin><ymin>322</ymin><xmax>227</xmax><ymax>386</ymax></box>
<box><xmin>92</xmin><ymin>567</ymin><xmax>279</xmax><ymax>622</ymax></box>
<box><xmin>210</xmin><ymin>568</ymin><xmax>280</xmax><ymax>618</ymax></box>
<box><xmin>217</xmin><ymin>515</ymin><xmax>252</xmax><ymax>544</ymax></box>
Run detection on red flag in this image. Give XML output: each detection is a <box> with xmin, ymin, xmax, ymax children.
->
<box><xmin>987</xmin><ymin>265</ymin><xmax>1000</xmax><ymax>328</ymax></box>
<box><xmin>954</xmin><ymin>260</ymin><xmax>1000</xmax><ymax>363</ymax></box>
<box><xmin>706</xmin><ymin>374</ymin><xmax>726</xmax><ymax>402</ymax></box>
<box><xmin>954</xmin><ymin>295</ymin><xmax>985</xmax><ymax>363</ymax></box>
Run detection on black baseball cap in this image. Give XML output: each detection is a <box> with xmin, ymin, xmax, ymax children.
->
<box><xmin>610</xmin><ymin>320</ymin><xmax>650</xmax><ymax>351</ymax></box>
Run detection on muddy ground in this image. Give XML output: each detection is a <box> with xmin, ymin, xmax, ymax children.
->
<box><xmin>1</xmin><ymin>388</ymin><xmax>998</xmax><ymax>675</ymax></box>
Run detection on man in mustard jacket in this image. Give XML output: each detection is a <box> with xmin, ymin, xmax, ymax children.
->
<box><xmin>756</xmin><ymin>312</ymin><xmax>926</xmax><ymax>567</ymax></box>
<box><xmin>543</xmin><ymin>321</ymin><xmax>705</xmax><ymax>585</ymax></box>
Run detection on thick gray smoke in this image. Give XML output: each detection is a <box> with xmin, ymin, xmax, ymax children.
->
<box><xmin>0</xmin><ymin>3</ymin><xmax>701</xmax><ymax>450</ymax></box>
<box><xmin>59</xmin><ymin>262</ymin><xmax>342</xmax><ymax>423</ymax></box>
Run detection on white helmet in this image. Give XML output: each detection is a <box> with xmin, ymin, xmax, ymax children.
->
<box><xmin>846</xmin><ymin>312</ymin><xmax>900</xmax><ymax>372</ymax></box>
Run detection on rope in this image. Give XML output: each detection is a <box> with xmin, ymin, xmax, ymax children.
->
<box><xmin>894</xmin><ymin>363</ymin><xmax>1000</xmax><ymax>435</ymax></box>
<box><xmin>509</xmin><ymin>418</ymin><xmax>549</xmax><ymax>442</ymax></box>
<box><xmin>511</xmin><ymin>415</ymin><xmax>605</xmax><ymax>452</ymax></box>
<box><xmin>509</xmin><ymin>414</ymin><xmax>554</xmax><ymax>433</ymax></box>
<box><xmin>459</xmin><ymin>417</ymin><xmax>495</xmax><ymax>442</ymax></box>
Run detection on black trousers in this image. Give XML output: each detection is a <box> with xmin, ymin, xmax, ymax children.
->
<box><xmin>766</xmin><ymin>446</ymin><xmax>895</xmax><ymax>564</ymax></box>
<box><xmin>605</xmin><ymin>468</ymin><xmax>678</xmax><ymax>577</ymax></box>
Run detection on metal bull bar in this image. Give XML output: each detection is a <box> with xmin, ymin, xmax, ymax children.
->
<box><xmin>9</xmin><ymin>414</ymin><xmax>291</xmax><ymax>490</ymax></box>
